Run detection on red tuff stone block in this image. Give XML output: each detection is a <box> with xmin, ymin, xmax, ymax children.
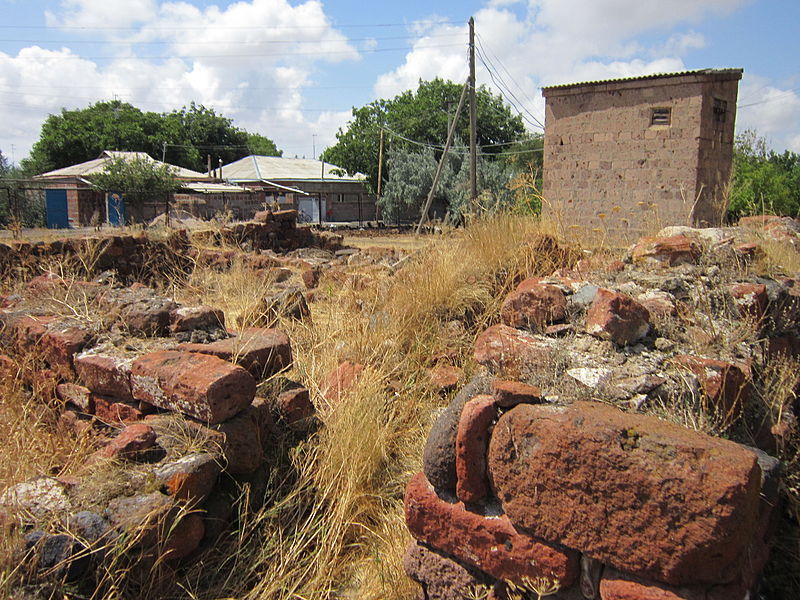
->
<box><xmin>98</xmin><ymin>423</ymin><xmax>157</xmax><ymax>460</ymax></box>
<box><xmin>131</xmin><ymin>351</ymin><xmax>256</xmax><ymax>425</ymax></box>
<box><xmin>56</xmin><ymin>383</ymin><xmax>94</xmax><ymax>413</ymax></box>
<box><xmin>500</xmin><ymin>281</ymin><xmax>567</xmax><ymax>331</ymax></box>
<box><xmin>41</xmin><ymin>326</ymin><xmax>95</xmax><ymax>376</ymax></box>
<box><xmin>275</xmin><ymin>387</ymin><xmax>315</xmax><ymax>428</ymax></box>
<box><xmin>178</xmin><ymin>328</ymin><xmax>291</xmax><ymax>380</ymax></box>
<box><xmin>599</xmin><ymin>570</ymin><xmax>706</xmax><ymax>600</ymax></box>
<box><xmin>74</xmin><ymin>352</ymin><xmax>135</xmax><ymax>402</ymax></box>
<box><xmin>162</xmin><ymin>513</ymin><xmax>204</xmax><ymax>561</ymax></box>
<box><xmin>488</xmin><ymin>402</ymin><xmax>761</xmax><ymax>586</ymax></box>
<box><xmin>92</xmin><ymin>396</ymin><xmax>144</xmax><ymax>424</ymax></box>
<box><xmin>473</xmin><ymin>324</ymin><xmax>558</xmax><ymax>378</ymax></box>
<box><xmin>170</xmin><ymin>306</ymin><xmax>225</xmax><ymax>333</ymax></box>
<box><xmin>153</xmin><ymin>454</ymin><xmax>220</xmax><ymax>505</ymax></box>
<box><xmin>491</xmin><ymin>380</ymin><xmax>542</xmax><ymax>408</ymax></box>
<box><xmin>729</xmin><ymin>283</ymin><xmax>768</xmax><ymax>321</ymax></box>
<box><xmin>734</xmin><ymin>242</ymin><xmax>764</xmax><ymax>261</ymax></box>
<box><xmin>301</xmin><ymin>268</ymin><xmax>321</xmax><ymax>289</ymax></box>
<box><xmin>320</xmin><ymin>361</ymin><xmax>364</xmax><ymax>405</ymax></box>
<box><xmin>404</xmin><ymin>472</ymin><xmax>578</xmax><ymax>587</ymax></box>
<box><xmin>427</xmin><ymin>364</ymin><xmax>464</xmax><ymax>394</ymax></box>
<box><xmin>672</xmin><ymin>355</ymin><xmax>750</xmax><ymax>425</ymax></box>
<box><xmin>631</xmin><ymin>235</ymin><xmax>702</xmax><ymax>266</ymax></box>
<box><xmin>455</xmin><ymin>395</ymin><xmax>497</xmax><ymax>503</ymax></box>
<box><xmin>586</xmin><ymin>288</ymin><xmax>650</xmax><ymax>346</ymax></box>
<box><xmin>213</xmin><ymin>405</ymin><xmax>264</xmax><ymax>474</ymax></box>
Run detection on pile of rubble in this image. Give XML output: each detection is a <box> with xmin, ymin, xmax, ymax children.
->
<box><xmin>405</xmin><ymin>218</ymin><xmax>800</xmax><ymax>600</ymax></box>
<box><xmin>0</xmin><ymin>276</ymin><xmax>312</xmax><ymax>584</ymax></box>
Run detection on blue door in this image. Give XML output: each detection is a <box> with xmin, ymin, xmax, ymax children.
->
<box><xmin>106</xmin><ymin>193</ymin><xmax>126</xmax><ymax>226</ymax></box>
<box><xmin>45</xmin><ymin>189</ymin><xmax>70</xmax><ymax>228</ymax></box>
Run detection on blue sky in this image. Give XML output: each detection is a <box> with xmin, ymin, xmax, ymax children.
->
<box><xmin>1</xmin><ymin>0</ymin><xmax>798</xmax><ymax>166</ymax></box>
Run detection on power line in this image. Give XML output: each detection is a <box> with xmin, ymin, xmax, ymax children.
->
<box><xmin>0</xmin><ymin>89</ymin><xmax>350</xmax><ymax>113</ymax></box>
<box><xmin>737</xmin><ymin>87</ymin><xmax>800</xmax><ymax>109</ymax></box>
<box><xmin>475</xmin><ymin>34</ymin><xmax>544</xmax><ymax>128</ymax></box>
<box><xmin>0</xmin><ymin>32</ymin><xmax>463</xmax><ymax>45</ymax></box>
<box><xmin>474</xmin><ymin>43</ymin><xmax>544</xmax><ymax>131</ymax></box>
<box><xmin>0</xmin><ymin>20</ymin><xmax>459</xmax><ymax>32</ymax></box>
<box><xmin>1</xmin><ymin>42</ymin><xmax>463</xmax><ymax>61</ymax></box>
<box><xmin>380</xmin><ymin>125</ymin><xmax>542</xmax><ymax>157</ymax></box>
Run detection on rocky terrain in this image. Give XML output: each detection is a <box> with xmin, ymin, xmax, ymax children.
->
<box><xmin>405</xmin><ymin>217</ymin><xmax>800</xmax><ymax>600</ymax></box>
<box><xmin>0</xmin><ymin>213</ymin><xmax>798</xmax><ymax>600</ymax></box>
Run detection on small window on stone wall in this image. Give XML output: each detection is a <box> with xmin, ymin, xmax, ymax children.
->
<box><xmin>650</xmin><ymin>107</ymin><xmax>671</xmax><ymax>126</ymax></box>
<box><xmin>713</xmin><ymin>98</ymin><xmax>728</xmax><ymax>124</ymax></box>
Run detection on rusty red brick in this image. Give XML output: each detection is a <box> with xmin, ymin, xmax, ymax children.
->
<box><xmin>586</xmin><ymin>288</ymin><xmax>650</xmax><ymax>346</ymax></box>
<box><xmin>501</xmin><ymin>281</ymin><xmax>567</xmax><ymax>331</ymax></box>
<box><xmin>488</xmin><ymin>402</ymin><xmax>761</xmax><ymax>586</ymax></box>
<box><xmin>320</xmin><ymin>361</ymin><xmax>364</xmax><ymax>405</ymax></box>
<box><xmin>178</xmin><ymin>327</ymin><xmax>291</xmax><ymax>380</ymax></box>
<box><xmin>490</xmin><ymin>379</ymin><xmax>542</xmax><ymax>408</ymax></box>
<box><xmin>455</xmin><ymin>395</ymin><xmax>497</xmax><ymax>503</ymax></box>
<box><xmin>131</xmin><ymin>351</ymin><xmax>255</xmax><ymax>425</ymax></box>
<box><xmin>74</xmin><ymin>352</ymin><xmax>135</xmax><ymax>402</ymax></box>
<box><xmin>404</xmin><ymin>472</ymin><xmax>578</xmax><ymax>586</ymax></box>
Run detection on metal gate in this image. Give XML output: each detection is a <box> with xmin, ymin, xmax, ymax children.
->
<box><xmin>45</xmin><ymin>189</ymin><xmax>69</xmax><ymax>228</ymax></box>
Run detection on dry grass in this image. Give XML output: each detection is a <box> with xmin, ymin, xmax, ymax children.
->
<box><xmin>164</xmin><ymin>213</ymin><xmax>575</xmax><ymax>600</ymax></box>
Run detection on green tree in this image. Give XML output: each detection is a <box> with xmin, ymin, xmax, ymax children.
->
<box><xmin>90</xmin><ymin>155</ymin><xmax>179</xmax><ymax>224</ymax></box>
<box><xmin>729</xmin><ymin>130</ymin><xmax>800</xmax><ymax>219</ymax></box>
<box><xmin>322</xmin><ymin>78</ymin><xmax>526</xmax><ymax>192</ymax></box>
<box><xmin>162</xmin><ymin>102</ymin><xmax>281</xmax><ymax>172</ymax></box>
<box><xmin>23</xmin><ymin>100</ymin><xmax>281</xmax><ymax>175</ymax></box>
<box><xmin>24</xmin><ymin>100</ymin><xmax>165</xmax><ymax>174</ymax></box>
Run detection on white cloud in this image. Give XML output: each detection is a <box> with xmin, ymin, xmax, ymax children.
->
<box><xmin>737</xmin><ymin>77</ymin><xmax>800</xmax><ymax>152</ymax></box>
<box><xmin>374</xmin><ymin>0</ymin><xmax>756</xmax><ymax>139</ymax></box>
<box><xmin>46</xmin><ymin>0</ymin><xmax>157</xmax><ymax>30</ymax></box>
<box><xmin>1</xmin><ymin>0</ymin><xmax>361</xmax><ymax>161</ymax></box>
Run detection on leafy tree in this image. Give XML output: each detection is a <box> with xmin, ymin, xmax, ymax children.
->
<box><xmin>90</xmin><ymin>155</ymin><xmax>180</xmax><ymax>224</ymax></box>
<box><xmin>23</xmin><ymin>100</ymin><xmax>281</xmax><ymax>175</ymax></box>
<box><xmin>322</xmin><ymin>78</ymin><xmax>526</xmax><ymax>192</ymax></box>
<box><xmin>24</xmin><ymin>101</ymin><xmax>165</xmax><ymax>174</ymax></box>
<box><xmin>162</xmin><ymin>102</ymin><xmax>281</xmax><ymax>172</ymax></box>
<box><xmin>729</xmin><ymin>130</ymin><xmax>800</xmax><ymax>219</ymax></box>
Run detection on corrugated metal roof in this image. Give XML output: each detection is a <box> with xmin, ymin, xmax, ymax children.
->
<box><xmin>542</xmin><ymin>68</ymin><xmax>743</xmax><ymax>91</ymax></box>
<box><xmin>221</xmin><ymin>155</ymin><xmax>365</xmax><ymax>182</ymax></box>
<box><xmin>181</xmin><ymin>182</ymin><xmax>253</xmax><ymax>193</ymax></box>
<box><xmin>35</xmin><ymin>150</ymin><xmax>207</xmax><ymax>180</ymax></box>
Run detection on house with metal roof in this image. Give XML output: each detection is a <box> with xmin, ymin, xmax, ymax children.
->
<box><xmin>221</xmin><ymin>155</ymin><xmax>376</xmax><ymax>224</ymax></box>
<box><xmin>34</xmin><ymin>150</ymin><xmax>260</xmax><ymax>227</ymax></box>
<box><xmin>541</xmin><ymin>68</ymin><xmax>743</xmax><ymax>237</ymax></box>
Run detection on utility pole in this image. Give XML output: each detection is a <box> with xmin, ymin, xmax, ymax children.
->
<box><xmin>312</xmin><ymin>134</ymin><xmax>317</xmax><ymax>159</ymax></box>
<box><xmin>162</xmin><ymin>141</ymin><xmax>167</xmax><ymax>162</ymax></box>
<box><xmin>376</xmin><ymin>128</ymin><xmax>385</xmax><ymax>223</ymax></box>
<box><xmin>468</xmin><ymin>16</ymin><xmax>478</xmax><ymax>206</ymax></box>
<box><xmin>416</xmin><ymin>80</ymin><xmax>469</xmax><ymax>235</ymax></box>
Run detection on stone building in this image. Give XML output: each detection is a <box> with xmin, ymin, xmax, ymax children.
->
<box><xmin>541</xmin><ymin>69</ymin><xmax>743</xmax><ymax>238</ymax></box>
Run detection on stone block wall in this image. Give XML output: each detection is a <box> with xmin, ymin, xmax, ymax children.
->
<box><xmin>404</xmin><ymin>221</ymin><xmax>800</xmax><ymax>599</ymax></box>
<box><xmin>542</xmin><ymin>70</ymin><xmax>742</xmax><ymax>240</ymax></box>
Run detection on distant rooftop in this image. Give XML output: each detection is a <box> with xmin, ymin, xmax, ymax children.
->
<box><xmin>35</xmin><ymin>150</ymin><xmax>207</xmax><ymax>180</ymax></box>
<box><xmin>221</xmin><ymin>155</ymin><xmax>365</xmax><ymax>183</ymax></box>
<box><xmin>542</xmin><ymin>68</ymin><xmax>743</xmax><ymax>94</ymax></box>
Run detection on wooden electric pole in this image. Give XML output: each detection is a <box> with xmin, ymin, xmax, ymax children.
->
<box><xmin>468</xmin><ymin>16</ymin><xmax>478</xmax><ymax>206</ymax></box>
<box><xmin>416</xmin><ymin>80</ymin><xmax>469</xmax><ymax>235</ymax></box>
<box><xmin>376</xmin><ymin>128</ymin><xmax>385</xmax><ymax>222</ymax></box>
